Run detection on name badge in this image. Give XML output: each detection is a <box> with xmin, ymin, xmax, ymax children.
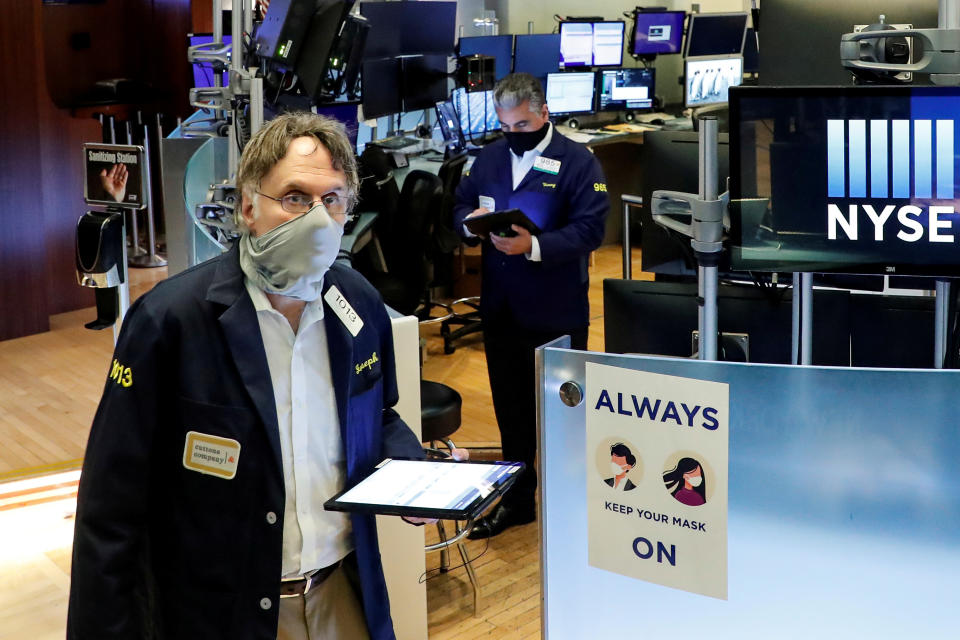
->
<box><xmin>533</xmin><ymin>156</ymin><xmax>561</xmax><ymax>175</ymax></box>
<box><xmin>183</xmin><ymin>431</ymin><xmax>241</xmax><ymax>479</ymax></box>
<box><xmin>478</xmin><ymin>195</ymin><xmax>496</xmax><ymax>211</ymax></box>
<box><xmin>324</xmin><ymin>285</ymin><xmax>364</xmax><ymax>337</ymax></box>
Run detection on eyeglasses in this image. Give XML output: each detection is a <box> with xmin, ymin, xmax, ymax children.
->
<box><xmin>256</xmin><ymin>191</ymin><xmax>349</xmax><ymax>215</ymax></box>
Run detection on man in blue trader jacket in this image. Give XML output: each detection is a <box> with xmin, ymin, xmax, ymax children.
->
<box><xmin>68</xmin><ymin>113</ymin><xmax>426</xmax><ymax>639</ymax></box>
<box><xmin>453</xmin><ymin>72</ymin><xmax>609</xmax><ymax>538</ymax></box>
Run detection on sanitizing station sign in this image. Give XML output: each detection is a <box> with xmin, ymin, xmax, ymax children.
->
<box><xmin>585</xmin><ymin>362</ymin><xmax>729</xmax><ymax>599</ymax></box>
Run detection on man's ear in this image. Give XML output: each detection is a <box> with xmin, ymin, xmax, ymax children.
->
<box><xmin>240</xmin><ymin>190</ymin><xmax>256</xmax><ymax>230</ymax></box>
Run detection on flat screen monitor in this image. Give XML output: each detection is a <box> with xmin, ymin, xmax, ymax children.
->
<box><xmin>631</xmin><ymin>11</ymin><xmax>685</xmax><ymax>56</ymax></box>
<box><xmin>400</xmin><ymin>54</ymin><xmax>449</xmax><ymax>111</ymax></box>
<box><xmin>559</xmin><ymin>21</ymin><xmax>625</xmax><ymax>68</ymax></box>
<box><xmin>451</xmin><ymin>87</ymin><xmax>499</xmax><ymax>137</ymax></box>
<box><xmin>684</xmin><ymin>12</ymin><xmax>748</xmax><ymax>57</ymax></box>
<box><xmin>360</xmin><ymin>1</ymin><xmax>457</xmax><ymax>59</ymax></box>
<box><xmin>546</xmin><ymin>72</ymin><xmax>596</xmax><ymax>116</ymax></box>
<box><xmin>513</xmin><ymin>34</ymin><xmax>562</xmax><ymax>86</ymax></box>
<box><xmin>598</xmin><ymin>68</ymin><xmax>655</xmax><ymax>112</ymax></box>
<box><xmin>458</xmin><ymin>35</ymin><xmax>514</xmax><ymax>82</ymax></box>
<box><xmin>361</xmin><ymin>58</ymin><xmax>401</xmax><ymax>119</ymax></box>
<box><xmin>684</xmin><ymin>57</ymin><xmax>742</xmax><ymax>108</ymax></box>
<box><xmin>729</xmin><ymin>85</ymin><xmax>960</xmax><ymax>277</ymax></box>
<box><xmin>435</xmin><ymin>100</ymin><xmax>466</xmax><ymax>148</ymax></box>
<box><xmin>188</xmin><ymin>33</ymin><xmax>232</xmax><ymax>88</ymax></box>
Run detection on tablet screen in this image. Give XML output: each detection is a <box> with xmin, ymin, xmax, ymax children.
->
<box><xmin>326</xmin><ymin>458</ymin><xmax>523</xmax><ymax>519</ymax></box>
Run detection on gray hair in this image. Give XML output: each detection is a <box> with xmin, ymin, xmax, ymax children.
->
<box><xmin>493</xmin><ymin>72</ymin><xmax>546</xmax><ymax>114</ymax></box>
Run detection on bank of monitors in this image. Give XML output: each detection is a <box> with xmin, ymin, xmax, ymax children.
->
<box><xmin>684</xmin><ymin>57</ymin><xmax>743</xmax><ymax>108</ymax></box>
<box><xmin>631</xmin><ymin>11</ymin><xmax>685</xmax><ymax>56</ymax></box>
<box><xmin>458</xmin><ymin>35</ymin><xmax>514</xmax><ymax>81</ymax></box>
<box><xmin>546</xmin><ymin>72</ymin><xmax>596</xmax><ymax>116</ymax></box>
<box><xmin>684</xmin><ymin>12</ymin><xmax>748</xmax><ymax>57</ymax></box>
<box><xmin>598</xmin><ymin>68</ymin><xmax>655</xmax><ymax>112</ymax></box>
<box><xmin>559</xmin><ymin>21</ymin><xmax>625</xmax><ymax>68</ymax></box>
<box><xmin>729</xmin><ymin>85</ymin><xmax>960</xmax><ymax>277</ymax></box>
<box><xmin>513</xmin><ymin>34</ymin><xmax>562</xmax><ymax>87</ymax></box>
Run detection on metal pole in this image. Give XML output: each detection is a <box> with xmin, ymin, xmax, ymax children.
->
<box><xmin>791</xmin><ymin>273</ymin><xmax>801</xmax><ymax>364</ymax></box>
<box><xmin>130</xmin><ymin>124</ymin><xmax>167</xmax><ymax>267</ymax></box>
<box><xmin>800</xmin><ymin>272</ymin><xmax>813</xmax><ymax>365</ymax></box>
<box><xmin>113</xmin><ymin>215</ymin><xmax>131</xmax><ymax>345</ymax></box>
<box><xmin>698</xmin><ymin>117</ymin><xmax>719</xmax><ymax>361</ymax></box>
<box><xmin>935</xmin><ymin>279</ymin><xmax>950</xmax><ymax>368</ymax></box>
<box><xmin>528</xmin><ymin>21</ymin><xmax>534</xmax><ymax>35</ymax></box>
<box><xmin>124</xmin><ymin>121</ymin><xmax>146</xmax><ymax>258</ymax></box>
<box><xmin>940</xmin><ymin>0</ymin><xmax>960</xmax><ymax>29</ymax></box>
<box><xmin>620</xmin><ymin>197</ymin><xmax>643</xmax><ymax>279</ymax></box>
<box><xmin>107</xmin><ymin>116</ymin><xmax>116</xmax><ymax>143</ymax></box>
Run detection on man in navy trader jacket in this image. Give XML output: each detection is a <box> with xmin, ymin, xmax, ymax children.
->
<box><xmin>453</xmin><ymin>73</ymin><xmax>609</xmax><ymax>538</ymax></box>
<box><xmin>68</xmin><ymin>113</ymin><xmax>425</xmax><ymax>639</ymax></box>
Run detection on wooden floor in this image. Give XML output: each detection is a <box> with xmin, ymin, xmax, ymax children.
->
<box><xmin>0</xmin><ymin>244</ymin><xmax>651</xmax><ymax>639</ymax></box>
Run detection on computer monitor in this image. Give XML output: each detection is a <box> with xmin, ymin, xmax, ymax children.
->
<box><xmin>435</xmin><ymin>100</ymin><xmax>467</xmax><ymax>149</ymax></box>
<box><xmin>546</xmin><ymin>72</ymin><xmax>596</xmax><ymax>116</ymax></box>
<box><xmin>513</xmin><ymin>34</ymin><xmax>562</xmax><ymax>87</ymax></box>
<box><xmin>684</xmin><ymin>12</ymin><xmax>749</xmax><ymax>58</ymax></box>
<box><xmin>743</xmin><ymin>27</ymin><xmax>759</xmax><ymax>73</ymax></box>
<box><xmin>631</xmin><ymin>11</ymin><xmax>685</xmax><ymax>56</ymax></box>
<box><xmin>361</xmin><ymin>58</ymin><xmax>401</xmax><ymax>119</ymax></box>
<box><xmin>559</xmin><ymin>21</ymin><xmax>625</xmax><ymax>68</ymax></box>
<box><xmin>684</xmin><ymin>57</ymin><xmax>742</xmax><ymax>108</ymax></box>
<box><xmin>598</xmin><ymin>68</ymin><xmax>655</xmax><ymax>112</ymax></box>
<box><xmin>188</xmin><ymin>33</ymin><xmax>232</xmax><ymax>88</ymax></box>
<box><xmin>451</xmin><ymin>87</ymin><xmax>500</xmax><ymax>137</ymax></box>
<box><xmin>400</xmin><ymin>54</ymin><xmax>449</xmax><ymax>111</ymax></box>
<box><xmin>360</xmin><ymin>1</ymin><xmax>457</xmax><ymax>59</ymax></box>
<box><xmin>458</xmin><ymin>35</ymin><xmax>514</xmax><ymax>82</ymax></box>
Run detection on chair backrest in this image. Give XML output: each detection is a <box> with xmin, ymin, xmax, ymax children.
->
<box><xmin>382</xmin><ymin>169</ymin><xmax>443</xmax><ymax>289</ymax></box>
<box><xmin>432</xmin><ymin>152</ymin><xmax>468</xmax><ymax>257</ymax></box>
<box><xmin>357</xmin><ymin>145</ymin><xmax>400</xmax><ymax>237</ymax></box>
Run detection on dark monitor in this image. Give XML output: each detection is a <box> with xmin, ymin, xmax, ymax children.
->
<box><xmin>513</xmin><ymin>34</ymin><xmax>562</xmax><ymax>86</ymax></box>
<box><xmin>400</xmin><ymin>54</ymin><xmax>449</xmax><ymax>111</ymax></box>
<box><xmin>743</xmin><ymin>27</ymin><xmax>759</xmax><ymax>73</ymax></box>
<box><xmin>631</xmin><ymin>11</ymin><xmax>686</xmax><ymax>56</ymax></box>
<box><xmin>559</xmin><ymin>21</ymin><xmax>625</xmax><ymax>68</ymax></box>
<box><xmin>188</xmin><ymin>33</ymin><xmax>232</xmax><ymax>88</ymax></box>
<box><xmin>849</xmin><ymin>293</ymin><xmax>935</xmax><ymax>368</ymax></box>
<box><xmin>730</xmin><ymin>85</ymin><xmax>960</xmax><ymax>277</ymax></box>
<box><xmin>458</xmin><ymin>35</ymin><xmax>514</xmax><ymax>81</ymax></box>
<box><xmin>598</xmin><ymin>68</ymin><xmax>655</xmax><ymax>112</ymax></box>
<box><xmin>451</xmin><ymin>88</ymin><xmax>499</xmax><ymax>136</ymax></box>
<box><xmin>639</xmin><ymin>130</ymin><xmax>730</xmax><ymax>276</ymax></box>
<box><xmin>546</xmin><ymin>72</ymin><xmax>595</xmax><ymax>116</ymax></box>
<box><xmin>360</xmin><ymin>1</ymin><xmax>457</xmax><ymax>59</ymax></box>
<box><xmin>602</xmin><ymin>279</ymin><xmax>851</xmax><ymax>366</ymax></box>
<box><xmin>684</xmin><ymin>12</ymin><xmax>748</xmax><ymax>57</ymax></box>
<box><xmin>435</xmin><ymin>100</ymin><xmax>467</xmax><ymax>149</ymax></box>
<box><xmin>361</xmin><ymin>58</ymin><xmax>401</xmax><ymax>119</ymax></box>
<box><xmin>684</xmin><ymin>57</ymin><xmax>742</xmax><ymax>108</ymax></box>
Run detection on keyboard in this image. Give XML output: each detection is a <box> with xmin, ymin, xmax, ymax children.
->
<box><xmin>371</xmin><ymin>136</ymin><xmax>421</xmax><ymax>150</ymax></box>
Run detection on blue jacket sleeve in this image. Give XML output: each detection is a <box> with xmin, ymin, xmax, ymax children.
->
<box><xmin>536</xmin><ymin>151</ymin><xmax>609</xmax><ymax>266</ymax></box>
<box><xmin>67</xmin><ymin>296</ymin><xmax>164</xmax><ymax>639</ymax></box>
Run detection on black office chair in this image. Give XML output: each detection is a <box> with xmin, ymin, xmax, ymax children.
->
<box><xmin>363</xmin><ymin>169</ymin><xmax>443</xmax><ymax>316</ymax></box>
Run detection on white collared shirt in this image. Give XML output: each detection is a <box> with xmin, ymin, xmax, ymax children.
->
<box><xmin>244</xmin><ymin>278</ymin><xmax>352</xmax><ymax>578</ymax></box>
<box><xmin>509</xmin><ymin>123</ymin><xmax>554</xmax><ymax>262</ymax></box>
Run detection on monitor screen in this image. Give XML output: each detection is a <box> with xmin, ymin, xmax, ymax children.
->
<box><xmin>598</xmin><ymin>68</ymin><xmax>655</xmax><ymax>112</ymax></box>
<box><xmin>684</xmin><ymin>57</ymin><xmax>742</xmax><ymax>108</ymax></box>
<box><xmin>559</xmin><ymin>21</ymin><xmax>625</xmax><ymax>68</ymax></box>
<box><xmin>188</xmin><ymin>33</ymin><xmax>232</xmax><ymax>88</ymax></box>
<box><xmin>400</xmin><ymin>54</ymin><xmax>449</xmax><ymax>111</ymax></box>
<box><xmin>632</xmin><ymin>11</ymin><xmax>685</xmax><ymax>55</ymax></box>
<box><xmin>360</xmin><ymin>1</ymin><xmax>457</xmax><ymax>59</ymax></box>
<box><xmin>458</xmin><ymin>35</ymin><xmax>514</xmax><ymax>82</ymax></box>
<box><xmin>435</xmin><ymin>100</ymin><xmax>466</xmax><ymax>147</ymax></box>
<box><xmin>546</xmin><ymin>72</ymin><xmax>596</xmax><ymax>116</ymax></box>
<box><xmin>361</xmin><ymin>58</ymin><xmax>401</xmax><ymax>119</ymax></box>
<box><xmin>684</xmin><ymin>12</ymin><xmax>748</xmax><ymax>57</ymax></box>
<box><xmin>451</xmin><ymin>88</ymin><xmax>500</xmax><ymax>136</ymax></box>
<box><xmin>513</xmin><ymin>34</ymin><xmax>562</xmax><ymax>86</ymax></box>
<box><xmin>730</xmin><ymin>85</ymin><xmax>960</xmax><ymax>277</ymax></box>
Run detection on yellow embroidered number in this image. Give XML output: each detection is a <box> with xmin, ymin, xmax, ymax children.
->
<box><xmin>593</xmin><ymin>183</ymin><xmax>608</xmax><ymax>193</ymax></box>
<box><xmin>109</xmin><ymin>358</ymin><xmax>133</xmax><ymax>388</ymax></box>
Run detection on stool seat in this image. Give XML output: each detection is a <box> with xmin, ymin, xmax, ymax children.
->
<box><xmin>420</xmin><ymin>380</ymin><xmax>461</xmax><ymax>443</ymax></box>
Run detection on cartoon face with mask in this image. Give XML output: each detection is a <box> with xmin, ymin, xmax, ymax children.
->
<box><xmin>663</xmin><ymin>457</ymin><xmax>707</xmax><ymax>506</ymax></box>
<box><xmin>605</xmin><ymin>442</ymin><xmax>637</xmax><ymax>491</ymax></box>
<box><xmin>239</xmin><ymin>136</ymin><xmax>350</xmax><ymax>302</ymax></box>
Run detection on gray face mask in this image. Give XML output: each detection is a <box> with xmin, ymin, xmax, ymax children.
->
<box><xmin>239</xmin><ymin>203</ymin><xmax>344</xmax><ymax>302</ymax></box>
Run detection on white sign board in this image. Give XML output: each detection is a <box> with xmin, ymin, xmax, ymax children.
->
<box><xmin>585</xmin><ymin>362</ymin><xmax>729</xmax><ymax>599</ymax></box>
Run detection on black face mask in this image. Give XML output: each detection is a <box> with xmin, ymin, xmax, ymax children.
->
<box><xmin>503</xmin><ymin>122</ymin><xmax>550</xmax><ymax>156</ymax></box>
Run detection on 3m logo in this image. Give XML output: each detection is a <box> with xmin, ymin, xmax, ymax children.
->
<box><xmin>827</xmin><ymin>119</ymin><xmax>955</xmax><ymax>199</ymax></box>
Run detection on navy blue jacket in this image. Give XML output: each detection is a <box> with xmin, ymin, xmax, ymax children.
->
<box><xmin>453</xmin><ymin>128</ymin><xmax>609</xmax><ymax>332</ymax></box>
<box><xmin>67</xmin><ymin>246</ymin><xmax>424</xmax><ymax>639</ymax></box>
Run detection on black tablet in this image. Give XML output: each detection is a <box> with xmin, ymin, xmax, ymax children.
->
<box><xmin>324</xmin><ymin>458</ymin><xmax>524</xmax><ymax>520</ymax></box>
<box><xmin>463</xmin><ymin>208</ymin><xmax>543</xmax><ymax>237</ymax></box>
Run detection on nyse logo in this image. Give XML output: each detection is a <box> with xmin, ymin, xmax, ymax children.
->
<box><xmin>826</xmin><ymin>119</ymin><xmax>960</xmax><ymax>243</ymax></box>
